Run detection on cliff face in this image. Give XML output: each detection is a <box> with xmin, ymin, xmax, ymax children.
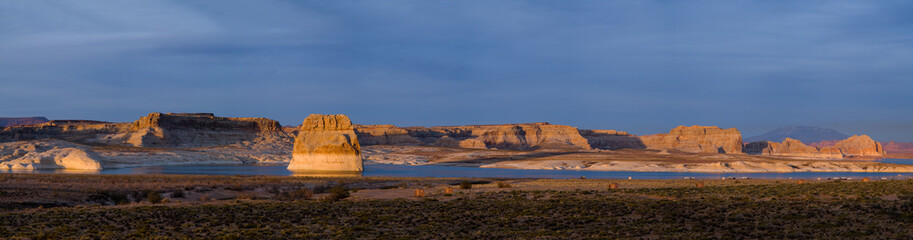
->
<box><xmin>124</xmin><ymin>113</ymin><xmax>286</xmax><ymax>148</ymax></box>
<box><xmin>744</xmin><ymin>135</ymin><xmax>884</xmax><ymax>158</ymax></box>
<box><xmin>0</xmin><ymin>120</ymin><xmax>130</xmax><ymax>143</ymax></box>
<box><xmin>354</xmin><ymin>123</ymin><xmax>591</xmax><ymax>150</ymax></box>
<box><xmin>640</xmin><ymin>126</ymin><xmax>743</xmax><ymax>153</ymax></box>
<box><xmin>353</xmin><ymin>124</ymin><xmax>422</xmax><ymax>146</ymax></box>
<box><xmin>0</xmin><ymin>117</ymin><xmax>49</xmax><ymax>127</ymax></box>
<box><xmin>821</xmin><ymin>135</ymin><xmax>884</xmax><ymax>156</ymax></box>
<box><xmin>579</xmin><ymin>130</ymin><xmax>646</xmax><ymax>150</ymax></box>
<box><xmin>289</xmin><ymin>114</ymin><xmax>363</xmax><ymax>171</ymax></box>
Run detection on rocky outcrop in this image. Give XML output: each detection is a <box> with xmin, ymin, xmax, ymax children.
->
<box><xmin>354</xmin><ymin>125</ymin><xmax>421</xmax><ymax>145</ymax></box>
<box><xmin>579</xmin><ymin>130</ymin><xmax>646</xmax><ymax>150</ymax></box>
<box><xmin>288</xmin><ymin>114</ymin><xmax>363</xmax><ymax>171</ymax></box>
<box><xmin>124</xmin><ymin>113</ymin><xmax>285</xmax><ymax>148</ymax></box>
<box><xmin>0</xmin><ymin>140</ymin><xmax>103</xmax><ymax>170</ymax></box>
<box><xmin>354</xmin><ymin>123</ymin><xmax>590</xmax><ymax>150</ymax></box>
<box><xmin>744</xmin><ymin>135</ymin><xmax>883</xmax><ymax>158</ymax></box>
<box><xmin>0</xmin><ymin>117</ymin><xmax>49</xmax><ymax>127</ymax></box>
<box><xmin>821</xmin><ymin>135</ymin><xmax>884</xmax><ymax>157</ymax></box>
<box><xmin>458</xmin><ymin>139</ymin><xmax>487</xmax><ymax>149</ymax></box>
<box><xmin>640</xmin><ymin>126</ymin><xmax>742</xmax><ymax>153</ymax></box>
<box><xmin>0</xmin><ymin>120</ymin><xmax>130</xmax><ymax>143</ymax></box>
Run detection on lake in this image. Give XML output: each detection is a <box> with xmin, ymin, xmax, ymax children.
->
<box><xmin>9</xmin><ymin>159</ymin><xmax>913</xmax><ymax>179</ymax></box>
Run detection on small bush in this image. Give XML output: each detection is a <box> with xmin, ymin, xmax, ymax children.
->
<box><xmin>146</xmin><ymin>191</ymin><xmax>163</xmax><ymax>204</ymax></box>
<box><xmin>288</xmin><ymin>188</ymin><xmax>314</xmax><ymax>201</ymax></box>
<box><xmin>171</xmin><ymin>189</ymin><xmax>185</xmax><ymax>198</ymax></box>
<box><xmin>496</xmin><ymin>181</ymin><xmax>511</xmax><ymax>188</ymax></box>
<box><xmin>460</xmin><ymin>181</ymin><xmax>472</xmax><ymax>190</ymax></box>
<box><xmin>326</xmin><ymin>186</ymin><xmax>350</xmax><ymax>202</ymax></box>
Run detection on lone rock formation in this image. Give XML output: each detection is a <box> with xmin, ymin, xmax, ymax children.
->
<box><xmin>288</xmin><ymin>114</ymin><xmax>363</xmax><ymax>171</ymax></box>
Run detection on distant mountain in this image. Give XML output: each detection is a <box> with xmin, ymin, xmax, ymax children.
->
<box><xmin>0</xmin><ymin>117</ymin><xmax>49</xmax><ymax>127</ymax></box>
<box><xmin>746</xmin><ymin>126</ymin><xmax>850</xmax><ymax>144</ymax></box>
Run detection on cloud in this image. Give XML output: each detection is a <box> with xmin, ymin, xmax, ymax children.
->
<box><xmin>1</xmin><ymin>1</ymin><xmax>911</xmax><ymax>140</ymax></box>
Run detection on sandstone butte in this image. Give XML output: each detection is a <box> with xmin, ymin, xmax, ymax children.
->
<box><xmin>639</xmin><ymin>126</ymin><xmax>743</xmax><ymax>154</ymax></box>
<box><xmin>354</xmin><ymin>122</ymin><xmax>591</xmax><ymax>150</ymax></box>
<box><xmin>288</xmin><ymin>114</ymin><xmax>363</xmax><ymax>172</ymax></box>
<box><xmin>744</xmin><ymin>135</ymin><xmax>884</xmax><ymax>158</ymax></box>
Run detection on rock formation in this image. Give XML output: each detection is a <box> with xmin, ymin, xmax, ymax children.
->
<box><xmin>354</xmin><ymin>123</ymin><xmax>590</xmax><ymax>150</ymax></box>
<box><xmin>640</xmin><ymin>126</ymin><xmax>743</xmax><ymax>153</ymax></box>
<box><xmin>125</xmin><ymin>112</ymin><xmax>284</xmax><ymax>148</ymax></box>
<box><xmin>0</xmin><ymin>117</ymin><xmax>49</xmax><ymax>127</ymax></box>
<box><xmin>579</xmin><ymin>129</ymin><xmax>646</xmax><ymax>150</ymax></box>
<box><xmin>821</xmin><ymin>135</ymin><xmax>884</xmax><ymax>157</ymax></box>
<box><xmin>744</xmin><ymin>135</ymin><xmax>883</xmax><ymax>158</ymax></box>
<box><xmin>288</xmin><ymin>114</ymin><xmax>363</xmax><ymax>171</ymax></box>
<box><xmin>0</xmin><ymin>140</ymin><xmax>103</xmax><ymax>170</ymax></box>
<box><xmin>458</xmin><ymin>139</ymin><xmax>487</xmax><ymax>149</ymax></box>
<box><xmin>354</xmin><ymin>124</ymin><xmax>421</xmax><ymax>145</ymax></box>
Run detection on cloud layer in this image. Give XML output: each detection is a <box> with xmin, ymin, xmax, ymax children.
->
<box><xmin>1</xmin><ymin>1</ymin><xmax>912</xmax><ymax>140</ymax></box>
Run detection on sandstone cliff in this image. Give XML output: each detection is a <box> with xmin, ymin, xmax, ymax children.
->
<box><xmin>124</xmin><ymin>112</ymin><xmax>285</xmax><ymax>148</ymax></box>
<box><xmin>821</xmin><ymin>135</ymin><xmax>884</xmax><ymax>157</ymax></box>
<box><xmin>744</xmin><ymin>135</ymin><xmax>883</xmax><ymax>158</ymax></box>
<box><xmin>288</xmin><ymin>114</ymin><xmax>363</xmax><ymax>171</ymax></box>
<box><xmin>354</xmin><ymin>123</ymin><xmax>590</xmax><ymax>150</ymax></box>
<box><xmin>0</xmin><ymin>120</ymin><xmax>130</xmax><ymax>143</ymax></box>
<box><xmin>640</xmin><ymin>126</ymin><xmax>743</xmax><ymax>153</ymax></box>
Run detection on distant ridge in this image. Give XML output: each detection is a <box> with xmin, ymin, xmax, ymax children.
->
<box><xmin>746</xmin><ymin>126</ymin><xmax>849</xmax><ymax>143</ymax></box>
<box><xmin>0</xmin><ymin>117</ymin><xmax>49</xmax><ymax>127</ymax></box>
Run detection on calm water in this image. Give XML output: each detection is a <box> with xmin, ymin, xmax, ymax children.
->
<box><xmin>10</xmin><ymin>159</ymin><xmax>913</xmax><ymax>180</ymax></box>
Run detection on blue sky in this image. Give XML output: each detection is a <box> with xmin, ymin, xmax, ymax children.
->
<box><xmin>1</xmin><ymin>1</ymin><xmax>911</xmax><ymax>141</ymax></box>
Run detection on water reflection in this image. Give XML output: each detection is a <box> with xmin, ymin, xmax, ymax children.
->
<box><xmin>290</xmin><ymin>171</ymin><xmax>363</xmax><ymax>177</ymax></box>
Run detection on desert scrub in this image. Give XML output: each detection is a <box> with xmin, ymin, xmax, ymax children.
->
<box><xmin>146</xmin><ymin>191</ymin><xmax>162</xmax><ymax>204</ymax></box>
<box><xmin>496</xmin><ymin>181</ymin><xmax>512</xmax><ymax>188</ymax></box>
<box><xmin>459</xmin><ymin>181</ymin><xmax>472</xmax><ymax>189</ymax></box>
<box><xmin>2</xmin><ymin>192</ymin><xmax>913</xmax><ymax>239</ymax></box>
<box><xmin>325</xmin><ymin>186</ymin><xmax>350</xmax><ymax>202</ymax></box>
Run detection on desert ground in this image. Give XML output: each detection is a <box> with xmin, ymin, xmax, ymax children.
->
<box><xmin>2</xmin><ymin>173</ymin><xmax>913</xmax><ymax>239</ymax></box>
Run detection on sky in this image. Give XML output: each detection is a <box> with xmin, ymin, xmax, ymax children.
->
<box><xmin>1</xmin><ymin>1</ymin><xmax>911</xmax><ymax>141</ymax></box>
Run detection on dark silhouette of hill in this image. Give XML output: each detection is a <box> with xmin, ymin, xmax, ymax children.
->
<box><xmin>0</xmin><ymin>117</ymin><xmax>49</xmax><ymax>127</ymax></box>
<box><xmin>746</xmin><ymin>126</ymin><xmax>849</xmax><ymax>143</ymax></box>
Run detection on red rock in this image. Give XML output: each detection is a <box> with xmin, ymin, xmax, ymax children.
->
<box><xmin>640</xmin><ymin>126</ymin><xmax>743</xmax><ymax>154</ymax></box>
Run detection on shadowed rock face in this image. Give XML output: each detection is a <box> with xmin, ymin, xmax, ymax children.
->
<box><xmin>579</xmin><ymin>130</ymin><xmax>646</xmax><ymax>150</ymax></box>
<box><xmin>0</xmin><ymin>117</ymin><xmax>49</xmax><ymax>127</ymax></box>
<box><xmin>355</xmin><ymin>123</ymin><xmax>590</xmax><ymax>150</ymax></box>
<box><xmin>125</xmin><ymin>113</ymin><xmax>285</xmax><ymax>148</ymax></box>
<box><xmin>0</xmin><ymin>120</ymin><xmax>130</xmax><ymax>143</ymax></box>
<box><xmin>640</xmin><ymin>126</ymin><xmax>743</xmax><ymax>153</ymax></box>
<box><xmin>289</xmin><ymin>114</ymin><xmax>363</xmax><ymax>171</ymax></box>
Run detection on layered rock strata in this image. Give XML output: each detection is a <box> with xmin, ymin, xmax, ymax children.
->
<box><xmin>288</xmin><ymin>114</ymin><xmax>363</xmax><ymax>171</ymax></box>
<box><xmin>354</xmin><ymin>123</ymin><xmax>590</xmax><ymax>150</ymax></box>
<box><xmin>744</xmin><ymin>135</ymin><xmax>884</xmax><ymax>158</ymax></box>
<box><xmin>640</xmin><ymin>126</ymin><xmax>743</xmax><ymax>153</ymax></box>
